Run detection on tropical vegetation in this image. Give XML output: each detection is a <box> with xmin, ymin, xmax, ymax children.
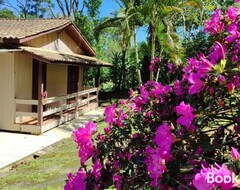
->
<box><xmin>1</xmin><ymin>0</ymin><xmax>240</xmax><ymax>189</ymax></box>
<box><xmin>64</xmin><ymin>1</ymin><xmax>240</xmax><ymax>189</ymax></box>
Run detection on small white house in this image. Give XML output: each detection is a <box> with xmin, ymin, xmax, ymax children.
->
<box><xmin>0</xmin><ymin>18</ymin><xmax>111</xmax><ymax>134</ymax></box>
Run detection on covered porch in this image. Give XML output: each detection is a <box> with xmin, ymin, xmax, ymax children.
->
<box><xmin>13</xmin><ymin>47</ymin><xmax>111</xmax><ymax>134</ymax></box>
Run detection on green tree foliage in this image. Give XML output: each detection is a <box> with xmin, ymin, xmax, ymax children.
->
<box><xmin>0</xmin><ymin>8</ymin><xmax>16</xmax><ymax>18</ymax></box>
<box><xmin>95</xmin><ymin>0</ymin><xmax>144</xmax><ymax>90</ymax></box>
<box><xmin>55</xmin><ymin>0</ymin><xmax>101</xmax><ymax>18</ymax></box>
<box><xmin>16</xmin><ymin>0</ymin><xmax>54</xmax><ymax>18</ymax></box>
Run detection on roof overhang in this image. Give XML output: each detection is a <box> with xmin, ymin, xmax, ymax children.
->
<box><xmin>19</xmin><ymin>46</ymin><xmax>112</xmax><ymax>67</ymax></box>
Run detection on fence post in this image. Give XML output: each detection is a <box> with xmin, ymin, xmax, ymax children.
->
<box><xmin>75</xmin><ymin>92</ymin><xmax>79</xmax><ymax>118</ymax></box>
<box><xmin>38</xmin><ymin>61</ymin><xmax>43</xmax><ymax>127</ymax></box>
<box><xmin>87</xmin><ymin>92</ymin><xmax>90</xmax><ymax>107</ymax></box>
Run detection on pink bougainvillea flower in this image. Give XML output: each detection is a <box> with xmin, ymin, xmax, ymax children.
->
<box><xmin>219</xmin><ymin>74</ymin><xmax>226</xmax><ymax>84</ymax></box>
<box><xmin>227</xmin><ymin>82</ymin><xmax>235</xmax><ymax>93</ymax></box>
<box><xmin>209</xmin><ymin>42</ymin><xmax>226</xmax><ymax>64</ymax></box>
<box><xmin>176</xmin><ymin>101</ymin><xmax>196</xmax><ymax>130</ymax></box>
<box><xmin>174</xmin><ymin>80</ymin><xmax>184</xmax><ymax>96</ymax></box>
<box><xmin>227</xmin><ymin>6</ymin><xmax>240</xmax><ymax>22</ymax></box>
<box><xmin>73</xmin><ymin>122</ymin><xmax>96</xmax><ymax>165</ymax></box>
<box><xmin>193</xmin><ymin>166</ymin><xmax>214</xmax><ymax>190</ymax></box>
<box><xmin>93</xmin><ymin>159</ymin><xmax>102</xmax><ymax>181</ymax></box>
<box><xmin>155</xmin><ymin>123</ymin><xmax>175</xmax><ymax>160</ymax></box>
<box><xmin>188</xmin><ymin>73</ymin><xmax>205</xmax><ymax>94</ymax></box>
<box><xmin>204</xmin><ymin>9</ymin><xmax>224</xmax><ymax>35</ymax></box>
<box><xmin>212</xmin><ymin>163</ymin><xmax>237</xmax><ymax>190</ymax></box>
<box><xmin>193</xmin><ymin>163</ymin><xmax>238</xmax><ymax>190</ymax></box>
<box><xmin>119</xmin><ymin>99</ymin><xmax>126</xmax><ymax>105</ymax></box>
<box><xmin>103</xmin><ymin>126</ymin><xmax>111</xmax><ymax>134</ymax></box>
<box><xmin>226</xmin><ymin>23</ymin><xmax>240</xmax><ymax>43</ymax></box>
<box><xmin>149</xmin><ymin>57</ymin><xmax>161</xmax><ymax>72</ymax></box>
<box><xmin>78</xmin><ymin>143</ymin><xmax>94</xmax><ymax>165</ymax></box>
<box><xmin>116</xmin><ymin>108</ymin><xmax>128</xmax><ymax>127</ymax></box>
<box><xmin>113</xmin><ymin>173</ymin><xmax>122</xmax><ymax>190</ymax></box>
<box><xmin>198</xmin><ymin>54</ymin><xmax>214</xmax><ymax>73</ymax></box>
<box><xmin>145</xmin><ymin>146</ymin><xmax>167</xmax><ymax>187</ymax></box>
<box><xmin>64</xmin><ymin>168</ymin><xmax>86</xmax><ymax>190</ymax></box>
<box><xmin>140</xmin><ymin>85</ymin><xmax>149</xmax><ymax>104</ymax></box>
<box><xmin>182</xmin><ymin>58</ymin><xmax>200</xmax><ymax>76</ymax></box>
<box><xmin>74</xmin><ymin>121</ymin><xmax>96</xmax><ymax>146</ymax></box>
<box><xmin>104</xmin><ymin>103</ymin><xmax>116</xmax><ymax>125</ymax></box>
<box><xmin>231</xmin><ymin>147</ymin><xmax>240</xmax><ymax>161</ymax></box>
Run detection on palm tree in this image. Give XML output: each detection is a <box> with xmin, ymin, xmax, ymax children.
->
<box><xmin>140</xmin><ymin>0</ymin><xmax>202</xmax><ymax>80</ymax></box>
<box><xmin>94</xmin><ymin>0</ymin><xmax>144</xmax><ymax>89</ymax></box>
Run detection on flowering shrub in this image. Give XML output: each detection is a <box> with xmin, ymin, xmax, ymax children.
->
<box><xmin>65</xmin><ymin>3</ymin><xmax>240</xmax><ymax>190</ymax></box>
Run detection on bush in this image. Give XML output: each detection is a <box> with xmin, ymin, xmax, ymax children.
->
<box><xmin>65</xmin><ymin>3</ymin><xmax>240</xmax><ymax>190</ymax></box>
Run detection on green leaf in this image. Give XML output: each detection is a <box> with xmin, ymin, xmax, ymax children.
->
<box><xmin>214</xmin><ymin>59</ymin><xmax>226</xmax><ymax>74</ymax></box>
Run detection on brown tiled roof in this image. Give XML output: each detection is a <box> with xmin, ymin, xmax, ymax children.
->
<box><xmin>20</xmin><ymin>46</ymin><xmax>112</xmax><ymax>67</ymax></box>
<box><xmin>0</xmin><ymin>18</ymin><xmax>71</xmax><ymax>40</ymax></box>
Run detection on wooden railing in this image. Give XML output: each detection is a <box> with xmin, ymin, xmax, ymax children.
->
<box><xmin>15</xmin><ymin>87</ymin><xmax>99</xmax><ymax>126</ymax></box>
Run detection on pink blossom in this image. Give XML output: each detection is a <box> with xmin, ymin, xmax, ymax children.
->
<box><xmin>113</xmin><ymin>173</ymin><xmax>122</xmax><ymax>190</ymax></box>
<box><xmin>227</xmin><ymin>82</ymin><xmax>235</xmax><ymax>93</ymax></box>
<box><xmin>188</xmin><ymin>73</ymin><xmax>205</xmax><ymax>94</ymax></box>
<box><xmin>93</xmin><ymin>159</ymin><xmax>102</xmax><ymax>181</ymax></box>
<box><xmin>104</xmin><ymin>103</ymin><xmax>116</xmax><ymax>125</ymax></box>
<box><xmin>231</xmin><ymin>147</ymin><xmax>240</xmax><ymax>161</ymax></box>
<box><xmin>204</xmin><ymin>9</ymin><xmax>224</xmax><ymax>35</ymax></box>
<box><xmin>73</xmin><ymin>122</ymin><xmax>96</xmax><ymax>165</ymax></box>
<box><xmin>209</xmin><ymin>42</ymin><xmax>226</xmax><ymax>64</ymax></box>
<box><xmin>193</xmin><ymin>166</ymin><xmax>214</xmax><ymax>190</ymax></box>
<box><xmin>78</xmin><ymin>143</ymin><xmax>94</xmax><ymax>165</ymax></box>
<box><xmin>227</xmin><ymin>6</ymin><xmax>240</xmax><ymax>22</ymax></box>
<box><xmin>73</xmin><ymin>122</ymin><xmax>96</xmax><ymax>146</ymax></box>
<box><xmin>219</xmin><ymin>75</ymin><xmax>226</xmax><ymax>84</ymax></box>
<box><xmin>140</xmin><ymin>85</ymin><xmax>149</xmax><ymax>104</ymax></box>
<box><xmin>198</xmin><ymin>54</ymin><xmax>214</xmax><ymax>74</ymax></box>
<box><xmin>119</xmin><ymin>99</ymin><xmax>126</xmax><ymax>105</ymax></box>
<box><xmin>193</xmin><ymin>164</ymin><xmax>238</xmax><ymax>190</ymax></box>
<box><xmin>145</xmin><ymin>147</ymin><xmax>167</xmax><ymax>187</ymax></box>
<box><xmin>155</xmin><ymin>123</ymin><xmax>175</xmax><ymax>160</ymax></box>
<box><xmin>116</xmin><ymin>108</ymin><xmax>128</xmax><ymax>127</ymax></box>
<box><xmin>149</xmin><ymin>57</ymin><xmax>161</xmax><ymax>72</ymax></box>
<box><xmin>174</xmin><ymin>80</ymin><xmax>184</xmax><ymax>96</ymax></box>
<box><xmin>104</xmin><ymin>126</ymin><xmax>111</xmax><ymax>134</ymax></box>
<box><xmin>176</xmin><ymin>101</ymin><xmax>196</xmax><ymax>130</ymax></box>
<box><xmin>226</xmin><ymin>23</ymin><xmax>240</xmax><ymax>43</ymax></box>
<box><xmin>64</xmin><ymin>168</ymin><xmax>86</xmax><ymax>190</ymax></box>
<box><xmin>212</xmin><ymin>163</ymin><xmax>237</xmax><ymax>189</ymax></box>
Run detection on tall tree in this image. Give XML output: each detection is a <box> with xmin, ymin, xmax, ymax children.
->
<box><xmin>95</xmin><ymin>0</ymin><xmax>143</xmax><ymax>89</ymax></box>
<box><xmin>140</xmin><ymin>0</ymin><xmax>202</xmax><ymax>80</ymax></box>
<box><xmin>55</xmin><ymin>0</ymin><xmax>101</xmax><ymax>18</ymax></box>
<box><xmin>4</xmin><ymin>0</ymin><xmax>54</xmax><ymax>18</ymax></box>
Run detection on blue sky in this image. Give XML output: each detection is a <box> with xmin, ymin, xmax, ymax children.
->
<box><xmin>3</xmin><ymin>0</ymin><xmax>147</xmax><ymax>42</ymax></box>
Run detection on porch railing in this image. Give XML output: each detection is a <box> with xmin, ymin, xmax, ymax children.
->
<box><xmin>15</xmin><ymin>87</ymin><xmax>99</xmax><ymax>126</ymax></box>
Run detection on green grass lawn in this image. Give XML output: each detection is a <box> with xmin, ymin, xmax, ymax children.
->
<box><xmin>0</xmin><ymin>121</ymin><xmax>107</xmax><ymax>190</ymax></box>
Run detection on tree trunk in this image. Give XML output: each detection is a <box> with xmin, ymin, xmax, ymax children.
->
<box><xmin>134</xmin><ymin>27</ymin><xmax>142</xmax><ymax>86</ymax></box>
<box><xmin>120</xmin><ymin>48</ymin><xmax>127</xmax><ymax>90</ymax></box>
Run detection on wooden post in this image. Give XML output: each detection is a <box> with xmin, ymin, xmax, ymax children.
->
<box><xmin>75</xmin><ymin>95</ymin><xmax>79</xmax><ymax>118</ymax></box>
<box><xmin>95</xmin><ymin>67</ymin><xmax>100</xmax><ymax>87</ymax></box>
<box><xmin>59</xmin><ymin>100</ymin><xmax>63</xmax><ymax>123</ymax></box>
<box><xmin>38</xmin><ymin>61</ymin><xmax>43</xmax><ymax>127</ymax></box>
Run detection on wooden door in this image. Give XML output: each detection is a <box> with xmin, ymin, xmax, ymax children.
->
<box><xmin>67</xmin><ymin>66</ymin><xmax>79</xmax><ymax>94</ymax></box>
